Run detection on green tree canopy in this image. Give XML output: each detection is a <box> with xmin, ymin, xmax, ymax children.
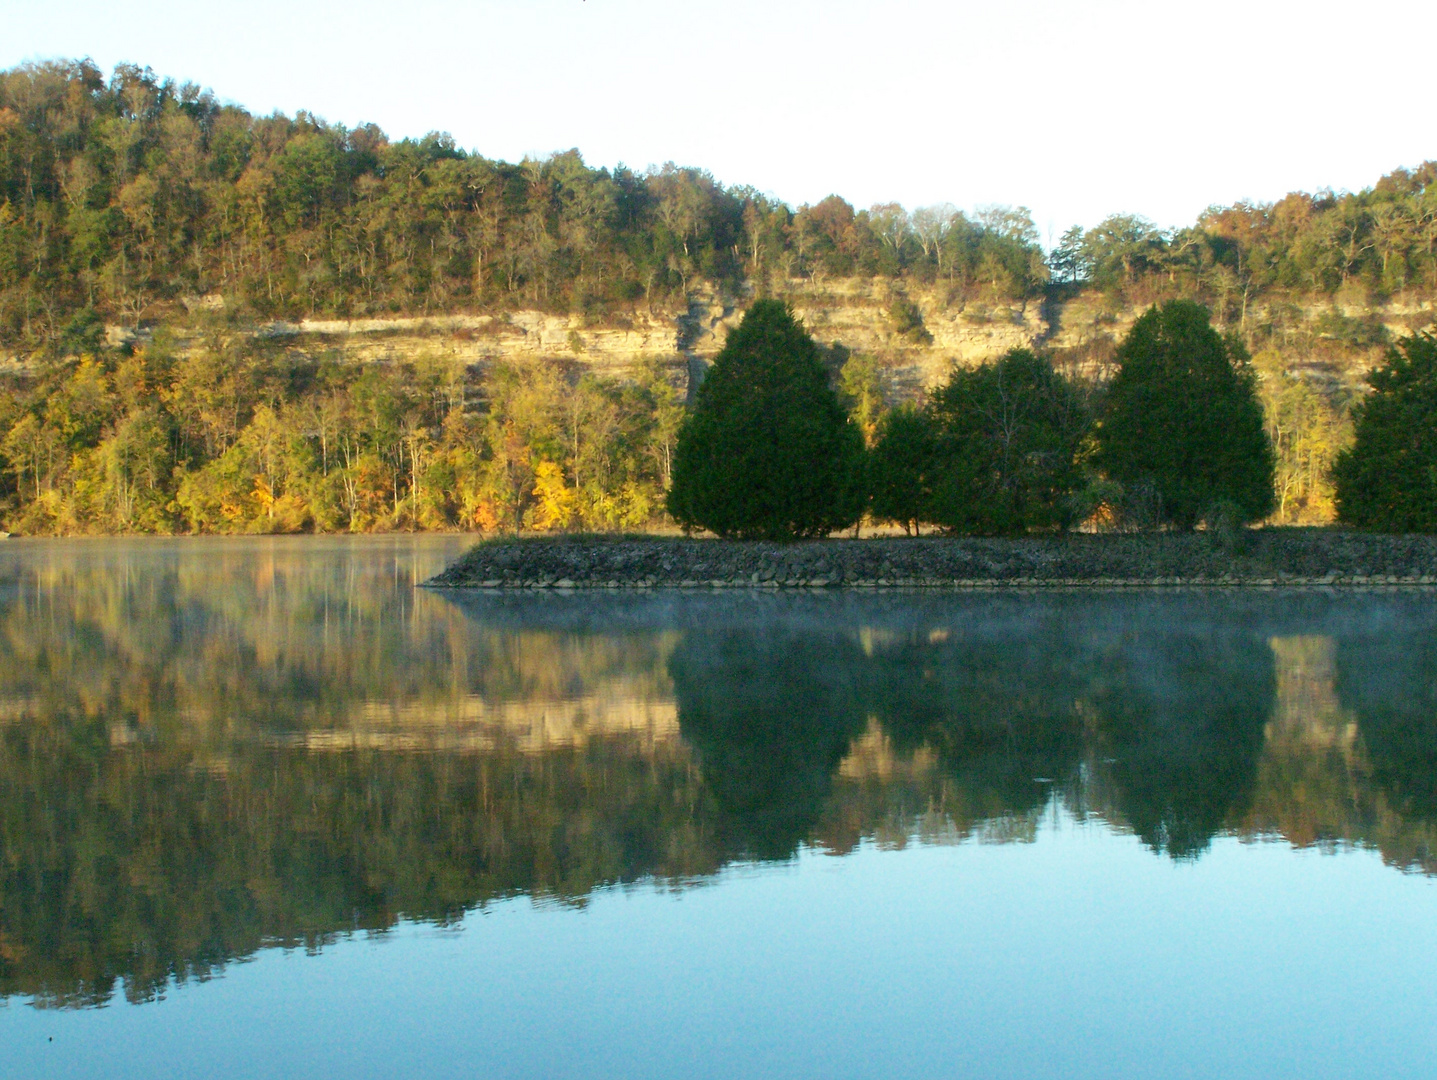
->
<box><xmin>1095</xmin><ymin>300</ymin><xmax>1275</xmax><ymax>529</ymax></box>
<box><xmin>1333</xmin><ymin>332</ymin><xmax>1437</xmax><ymax>531</ymax></box>
<box><xmin>666</xmin><ymin>300</ymin><xmax>865</xmax><ymax>539</ymax></box>
<box><xmin>924</xmin><ymin>348</ymin><xmax>1088</xmax><ymax>535</ymax></box>
<box><xmin>867</xmin><ymin>406</ymin><xmax>938</xmax><ymax>535</ymax></box>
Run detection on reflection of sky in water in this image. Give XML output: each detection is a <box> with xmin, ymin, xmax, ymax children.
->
<box><xmin>3</xmin><ymin>538</ymin><xmax>1437</xmax><ymax>1077</ymax></box>
<box><xmin>11</xmin><ymin>827</ymin><xmax>1437</xmax><ymax>1080</ymax></box>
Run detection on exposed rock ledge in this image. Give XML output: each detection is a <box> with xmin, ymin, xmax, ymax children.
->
<box><xmin>426</xmin><ymin>531</ymin><xmax>1437</xmax><ymax>590</ymax></box>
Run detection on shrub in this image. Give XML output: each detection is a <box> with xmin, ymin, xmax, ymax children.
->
<box><xmin>1333</xmin><ymin>332</ymin><xmax>1437</xmax><ymax>531</ymax></box>
<box><xmin>887</xmin><ymin>298</ymin><xmax>933</xmax><ymax>345</ymax></box>
<box><xmin>1095</xmin><ymin>300</ymin><xmax>1274</xmax><ymax>530</ymax></box>
<box><xmin>666</xmin><ymin>300</ymin><xmax>866</xmax><ymax>539</ymax></box>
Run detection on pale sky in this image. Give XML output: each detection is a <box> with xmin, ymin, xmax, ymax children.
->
<box><xmin>5</xmin><ymin>0</ymin><xmax>1436</xmax><ymax>240</ymax></box>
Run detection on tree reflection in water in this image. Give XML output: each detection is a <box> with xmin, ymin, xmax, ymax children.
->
<box><xmin>0</xmin><ymin>539</ymin><xmax>1435</xmax><ymax>1007</ymax></box>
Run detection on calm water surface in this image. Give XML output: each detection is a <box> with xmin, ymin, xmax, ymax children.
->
<box><xmin>2</xmin><ymin>537</ymin><xmax>1437</xmax><ymax>1079</ymax></box>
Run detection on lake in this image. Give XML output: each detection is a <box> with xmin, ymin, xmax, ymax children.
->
<box><xmin>2</xmin><ymin>536</ymin><xmax>1436</xmax><ymax>1079</ymax></box>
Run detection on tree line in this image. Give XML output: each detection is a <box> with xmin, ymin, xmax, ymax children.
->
<box><xmin>0</xmin><ymin>330</ymin><xmax>685</xmax><ymax>534</ymax></box>
<box><xmin>0</xmin><ymin>59</ymin><xmax>1047</xmax><ymax>353</ymax></box>
<box><xmin>1</xmin><ymin>293</ymin><xmax>1431</xmax><ymax>535</ymax></box>
<box><xmin>673</xmin><ymin>299</ymin><xmax>1437</xmax><ymax>537</ymax></box>
<box><xmin>1051</xmin><ymin>167</ymin><xmax>1437</xmax><ymax>310</ymax></box>
<box><xmin>7</xmin><ymin>59</ymin><xmax>1437</xmax><ymax>353</ymax></box>
<box><xmin>671</xmin><ymin>299</ymin><xmax>1277</xmax><ymax>538</ymax></box>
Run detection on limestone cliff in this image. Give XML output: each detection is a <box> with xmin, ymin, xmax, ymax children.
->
<box><xmin>93</xmin><ymin>280</ymin><xmax>1437</xmax><ymax>402</ymax></box>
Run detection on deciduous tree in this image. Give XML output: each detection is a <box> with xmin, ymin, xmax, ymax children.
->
<box><xmin>925</xmin><ymin>349</ymin><xmax>1087</xmax><ymax>535</ymax></box>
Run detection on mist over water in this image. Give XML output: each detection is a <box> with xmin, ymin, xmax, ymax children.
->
<box><xmin>2</xmin><ymin>538</ymin><xmax>1436</xmax><ymax>1078</ymax></box>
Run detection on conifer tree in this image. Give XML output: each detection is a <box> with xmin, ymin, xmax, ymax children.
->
<box><xmin>667</xmin><ymin>300</ymin><xmax>865</xmax><ymax>539</ymax></box>
<box><xmin>1333</xmin><ymin>332</ymin><xmax>1437</xmax><ymax>531</ymax></box>
<box><xmin>1095</xmin><ymin>301</ymin><xmax>1274</xmax><ymax>529</ymax></box>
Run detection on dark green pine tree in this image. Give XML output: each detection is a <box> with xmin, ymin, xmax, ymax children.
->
<box><xmin>1333</xmin><ymin>332</ymin><xmax>1437</xmax><ymax>532</ymax></box>
<box><xmin>1095</xmin><ymin>300</ymin><xmax>1275</xmax><ymax>529</ymax></box>
<box><xmin>667</xmin><ymin>300</ymin><xmax>866</xmax><ymax>539</ymax></box>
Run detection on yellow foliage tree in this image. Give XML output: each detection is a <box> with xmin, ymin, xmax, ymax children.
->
<box><xmin>529</xmin><ymin>460</ymin><xmax>578</xmax><ymax>531</ymax></box>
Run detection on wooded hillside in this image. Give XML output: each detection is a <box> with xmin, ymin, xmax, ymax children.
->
<box><xmin>2</xmin><ymin>59</ymin><xmax>1435</xmax><ymax>534</ymax></box>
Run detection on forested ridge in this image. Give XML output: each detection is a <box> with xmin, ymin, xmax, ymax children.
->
<box><xmin>0</xmin><ymin>59</ymin><xmax>1050</xmax><ymax>338</ymax></box>
<box><xmin>2</xmin><ymin>58</ymin><xmax>1436</xmax><ymax>534</ymax></box>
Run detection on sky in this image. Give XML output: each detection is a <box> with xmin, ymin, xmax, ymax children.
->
<box><xmin>5</xmin><ymin>0</ymin><xmax>1437</xmax><ymax>242</ymax></box>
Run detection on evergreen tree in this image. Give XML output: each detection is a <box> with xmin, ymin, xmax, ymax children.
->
<box><xmin>1095</xmin><ymin>301</ymin><xmax>1274</xmax><ymax>529</ymax></box>
<box><xmin>1333</xmin><ymin>332</ymin><xmax>1437</xmax><ymax>531</ymax></box>
<box><xmin>868</xmin><ymin>407</ymin><xmax>938</xmax><ymax>534</ymax></box>
<box><xmin>667</xmin><ymin>300</ymin><xmax>865</xmax><ymax>539</ymax></box>
<box><xmin>925</xmin><ymin>349</ymin><xmax>1088</xmax><ymax>535</ymax></box>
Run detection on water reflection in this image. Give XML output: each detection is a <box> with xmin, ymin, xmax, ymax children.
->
<box><xmin>1</xmin><ymin>539</ymin><xmax>1436</xmax><ymax>1009</ymax></box>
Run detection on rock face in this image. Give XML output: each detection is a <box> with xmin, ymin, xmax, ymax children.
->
<box><xmin>426</xmin><ymin>532</ymin><xmax>1437</xmax><ymax>590</ymax></box>
<box><xmin>784</xmin><ymin>280</ymin><xmax>1047</xmax><ymax>395</ymax></box>
<box><xmin>261</xmin><ymin>310</ymin><xmax>683</xmax><ymax>377</ymax></box>
<box><xmin>80</xmin><ymin>279</ymin><xmax>1437</xmax><ymax>404</ymax></box>
<box><xmin>244</xmin><ymin>281</ymin><xmax>1054</xmax><ymax>398</ymax></box>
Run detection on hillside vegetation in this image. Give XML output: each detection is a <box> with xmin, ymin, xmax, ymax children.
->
<box><xmin>2</xmin><ymin>59</ymin><xmax>1435</xmax><ymax>534</ymax></box>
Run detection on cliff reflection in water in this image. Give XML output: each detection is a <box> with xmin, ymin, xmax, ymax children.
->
<box><xmin>1</xmin><ymin>539</ymin><xmax>1436</xmax><ymax>1009</ymax></box>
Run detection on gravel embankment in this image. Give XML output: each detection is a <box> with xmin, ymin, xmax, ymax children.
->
<box><xmin>426</xmin><ymin>531</ymin><xmax>1437</xmax><ymax>589</ymax></box>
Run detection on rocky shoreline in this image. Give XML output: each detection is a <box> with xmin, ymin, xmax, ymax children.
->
<box><xmin>426</xmin><ymin>530</ymin><xmax>1437</xmax><ymax>589</ymax></box>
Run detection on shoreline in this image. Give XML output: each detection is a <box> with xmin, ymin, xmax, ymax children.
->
<box><xmin>425</xmin><ymin>531</ymin><xmax>1437</xmax><ymax>590</ymax></box>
